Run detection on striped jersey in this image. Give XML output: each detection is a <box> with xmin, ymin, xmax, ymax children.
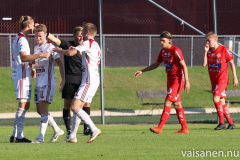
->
<box><xmin>34</xmin><ymin>41</ymin><xmax>60</xmax><ymax>86</ymax></box>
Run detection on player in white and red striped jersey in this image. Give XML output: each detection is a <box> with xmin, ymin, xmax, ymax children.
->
<box><xmin>53</xmin><ymin>22</ymin><xmax>101</xmax><ymax>143</ymax></box>
<box><xmin>10</xmin><ymin>16</ymin><xmax>50</xmax><ymax>143</ymax></box>
<box><xmin>203</xmin><ymin>31</ymin><xmax>238</xmax><ymax>130</ymax></box>
<box><xmin>31</xmin><ymin>24</ymin><xmax>65</xmax><ymax>143</ymax></box>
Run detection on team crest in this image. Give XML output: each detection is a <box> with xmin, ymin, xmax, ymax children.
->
<box><xmin>217</xmin><ymin>53</ymin><xmax>221</xmax><ymax>58</ymax></box>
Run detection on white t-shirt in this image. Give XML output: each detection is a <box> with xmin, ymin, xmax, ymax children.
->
<box><xmin>12</xmin><ymin>32</ymin><xmax>32</xmax><ymax>80</ymax></box>
<box><xmin>34</xmin><ymin>41</ymin><xmax>60</xmax><ymax>86</ymax></box>
<box><xmin>75</xmin><ymin>39</ymin><xmax>101</xmax><ymax>84</ymax></box>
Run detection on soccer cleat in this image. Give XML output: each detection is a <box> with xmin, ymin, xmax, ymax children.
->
<box><xmin>87</xmin><ymin>129</ymin><xmax>102</xmax><ymax>143</ymax></box>
<box><xmin>50</xmin><ymin>129</ymin><xmax>64</xmax><ymax>142</ymax></box>
<box><xmin>83</xmin><ymin>128</ymin><xmax>92</xmax><ymax>136</ymax></box>
<box><xmin>150</xmin><ymin>127</ymin><xmax>162</xmax><ymax>134</ymax></box>
<box><xmin>62</xmin><ymin>137</ymin><xmax>77</xmax><ymax>143</ymax></box>
<box><xmin>31</xmin><ymin>138</ymin><xmax>44</xmax><ymax>143</ymax></box>
<box><xmin>10</xmin><ymin>136</ymin><xmax>17</xmax><ymax>143</ymax></box>
<box><xmin>173</xmin><ymin>128</ymin><xmax>189</xmax><ymax>134</ymax></box>
<box><xmin>227</xmin><ymin>124</ymin><xmax>236</xmax><ymax>130</ymax></box>
<box><xmin>16</xmin><ymin>137</ymin><xmax>32</xmax><ymax>143</ymax></box>
<box><xmin>214</xmin><ymin>123</ymin><xmax>226</xmax><ymax>130</ymax></box>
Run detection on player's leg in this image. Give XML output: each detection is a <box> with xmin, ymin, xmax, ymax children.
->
<box><xmin>173</xmin><ymin>101</ymin><xmax>189</xmax><ymax>134</ymax></box>
<box><xmin>220</xmin><ymin>98</ymin><xmax>235</xmax><ymax>129</ymax></box>
<box><xmin>83</xmin><ymin>102</ymin><xmax>91</xmax><ymax>135</ymax></box>
<box><xmin>63</xmin><ymin>99</ymin><xmax>72</xmax><ymax>136</ymax></box>
<box><xmin>212</xmin><ymin>84</ymin><xmax>226</xmax><ymax>130</ymax></box>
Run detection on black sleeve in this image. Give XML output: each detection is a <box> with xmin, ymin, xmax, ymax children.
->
<box><xmin>59</xmin><ymin>40</ymin><xmax>71</xmax><ymax>50</ymax></box>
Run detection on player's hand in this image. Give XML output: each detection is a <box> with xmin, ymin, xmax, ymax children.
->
<box><xmin>34</xmin><ymin>23</ymin><xmax>39</xmax><ymax>27</ymax></box>
<box><xmin>204</xmin><ymin>43</ymin><xmax>209</xmax><ymax>53</ymax></box>
<box><xmin>69</xmin><ymin>46</ymin><xmax>75</xmax><ymax>50</ymax></box>
<box><xmin>184</xmin><ymin>80</ymin><xmax>190</xmax><ymax>93</ymax></box>
<box><xmin>233</xmin><ymin>77</ymin><xmax>238</xmax><ymax>87</ymax></box>
<box><xmin>40</xmin><ymin>52</ymin><xmax>51</xmax><ymax>58</ymax></box>
<box><xmin>53</xmin><ymin>47</ymin><xmax>63</xmax><ymax>53</ymax></box>
<box><xmin>31</xmin><ymin>68</ymin><xmax>36</xmax><ymax>78</ymax></box>
<box><xmin>134</xmin><ymin>71</ymin><xmax>142</xmax><ymax>77</ymax></box>
<box><xmin>59</xmin><ymin>80</ymin><xmax>65</xmax><ymax>92</ymax></box>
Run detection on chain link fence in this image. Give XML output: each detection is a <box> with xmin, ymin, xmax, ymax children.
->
<box><xmin>0</xmin><ymin>0</ymin><xmax>240</xmax><ymax>126</ymax></box>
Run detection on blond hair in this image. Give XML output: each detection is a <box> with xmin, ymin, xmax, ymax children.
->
<box><xmin>19</xmin><ymin>16</ymin><xmax>33</xmax><ymax>30</ymax></box>
<box><xmin>160</xmin><ymin>31</ymin><xmax>173</xmax><ymax>44</ymax></box>
<box><xmin>205</xmin><ymin>31</ymin><xmax>218</xmax><ymax>40</ymax></box>
<box><xmin>73</xmin><ymin>26</ymin><xmax>83</xmax><ymax>35</ymax></box>
<box><xmin>34</xmin><ymin>24</ymin><xmax>47</xmax><ymax>33</ymax></box>
<box><xmin>82</xmin><ymin>22</ymin><xmax>97</xmax><ymax>37</ymax></box>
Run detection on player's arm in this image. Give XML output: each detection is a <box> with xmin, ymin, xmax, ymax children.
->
<box><xmin>53</xmin><ymin>47</ymin><xmax>81</xmax><ymax>56</ymax></box>
<box><xmin>134</xmin><ymin>62</ymin><xmax>160</xmax><ymax>77</ymax></box>
<box><xmin>180</xmin><ymin>60</ymin><xmax>190</xmax><ymax>93</ymax></box>
<box><xmin>229</xmin><ymin>60</ymin><xmax>238</xmax><ymax>87</ymax></box>
<box><xmin>31</xmin><ymin>61</ymin><xmax>36</xmax><ymax>78</ymax></box>
<box><xmin>20</xmin><ymin>52</ymin><xmax>51</xmax><ymax>62</ymax></box>
<box><xmin>47</xmin><ymin>33</ymin><xmax>61</xmax><ymax>46</ymax></box>
<box><xmin>55</xmin><ymin>58</ymin><xmax>65</xmax><ymax>92</ymax></box>
<box><xmin>203</xmin><ymin>43</ymin><xmax>209</xmax><ymax>66</ymax></box>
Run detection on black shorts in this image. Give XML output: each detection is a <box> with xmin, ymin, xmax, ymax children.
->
<box><xmin>62</xmin><ymin>74</ymin><xmax>82</xmax><ymax>99</ymax></box>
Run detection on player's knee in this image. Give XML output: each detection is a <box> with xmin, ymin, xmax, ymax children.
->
<box><xmin>173</xmin><ymin>102</ymin><xmax>181</xmax><ymax>109</ymax></box>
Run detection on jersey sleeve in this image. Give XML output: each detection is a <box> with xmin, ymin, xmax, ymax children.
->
<box><xmin>174</xmin><ymin>48</ymin><xmax>184</xmax><ymax>62</ymax></box>
<box><xmin>225</xmin><ymin>47</ymin><xmax>234</xmax><ymax>62</ymax></box>
<box><xmin>18</xmin><ymin>38</ymin><xmax>29</xmax><ymax>53</ymax></box>
<box><xmin>156</xmin><ymin>51</ymin><xmax>163</xmax><ymax>63</ymax></box>
<box><xmin>50</xmin><ymin>44</ymin><xmax>60</xmax><ymax>60</ymax></box>
<box><xmin>59</xmin><ymin>40</ymin><xmax>71</xmax><ymax>50</ymax></box>
<box><xmin>75</xmin><ymin>41</ymin><xmax>89</xmax><ymax>53</ymax></box>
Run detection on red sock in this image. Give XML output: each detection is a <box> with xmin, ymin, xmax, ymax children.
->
<box><xmin>214</xmin><ymin>102</ymin><xmax>224</xmax><ymax>124</ymax></box>
<box><xmin>222</xmin><ymin>104</ymin><xmax>233</xmax><ymax>125</ymax></box>
<box><xmin>176</xmin><ymin>107</ymin><xmax>187</xmax><ymax>130</ymax></box>
<box><xmin>158</xmin><ymin>106</ymin><xmax>171</xmax><ymax>128</ymax></box>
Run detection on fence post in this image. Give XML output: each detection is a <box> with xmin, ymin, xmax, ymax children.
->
<box><xmin>191</xmin><ymin>36</ymin><xmax>193</xmax><ymax>68</ymax></box>
<box><xmin>149</xmin><ymin>36</ymin><xmax>151</xmax><ymax>66</ymax></box>
<box><xmin>9</xmin><ymin>35</ymin><xmax>12</xmax><ymax>67</ymax></box>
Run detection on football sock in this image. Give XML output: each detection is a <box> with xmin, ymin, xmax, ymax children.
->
<box><xmin>214</xmin><ymin>102</ymin><xmax>224</xmax><ymax>124</ymax></box>
<box><xmin>63</xmin><ymin>109</ymin><xmax>71</xmax><ymax>131</ymax></box>
<box><xmin>15</xmin><ymin>107</ymin><xmax>26</xmax><ymax>139</ymax></box>
<box><xmin>37</xmin><ymin>113</ymin><xmax>49</xmax><ymax>140</ymax></box>
<box><xmin>222</xmin><ymin>104</ymin><xmax>233</xmax><ymax>125</ymax></box>
<box><xmin>69</xmin><ymin>114</ymin><xmax>81</xmax><ymax>139</ymax></box>
<box><xmin>83</xmin><ymin>107</ymin><xmax>90</xmax><ymax>130</ymax></box>
<box><xmin>158</xmin><ymin>106</ymin><xmax>171</xmax><ymax>128</ymax></box>
<box><xmin>176</xmin><ymin>107</ymin><xmax>188</xmax><ymax>130</ymax></box>
<box><xmin>48</xmin><ymin>113</ymin><xmax>61</xmax><ymax>133</ymax></box>
<box><xmin>73</xmin><ymin>108</ymin><xmax>97</xmax><ymax>133</ymax></box>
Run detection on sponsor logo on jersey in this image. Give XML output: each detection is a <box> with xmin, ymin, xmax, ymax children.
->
<box><xmin>208</xmin><ymin>51</ymin><xmax>211</xmax><ymax>53</ymax></box>
<box><xmin>162</xmin><ymin>50</ymin><xmax>165</xmax><ymax>53</ymax></box>
<box><xmin>209</xmin><ymin>63</ymin><xmax>221</xmax><ymax>68</ymax></box>
<box><xmin>208</xmin><ymin>59</ymin><xmax>222</xmax><ymax>63</ymax></box>
<box><xmin>165</xmin><ymin>63</ymin><xmax>173</xmax><ymax>68</ymax></box>
<box><xmin>168</xmin><ymin>53</ymin><xmax>171</xmax><ymax>57</ymax></box>
<box><xmin>26</xmin><ymin>90</ymin><xmax>31</xmax><ymax>98</ymax></box>
<box><xmin>211</xmin><ymin>53</ymin><xmax>216</xmax><ymax>58</ymax></box>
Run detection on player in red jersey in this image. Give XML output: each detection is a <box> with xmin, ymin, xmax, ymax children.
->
<box><xmin>203</xmin><ymin>31</ymin><xmax>238</xmax><ymax>130</ymax></box>
<box><xmin>134</xmin><ymin>31</ymin><xmax>190</xmax><ymax>134</ymax></box>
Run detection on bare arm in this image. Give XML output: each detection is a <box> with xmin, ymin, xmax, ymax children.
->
<box><xmin>31</xmin><ymin>61</ymin><xmax>36</xmax><ymax>78</ymax></box>
<box><xmin>180</xmin><ymin>60</ymin><xmax>190</xmax><ymax>93</ymax></box>
<box><xmin>134</xmin><ymin>62</ymin><xmax>161</xmax><ymax>77</ymax></box>
<box><xmin>229</xmin><ymin>60</ymin><xmax>238</xmax><ymax>87</ymax></box>
<box><xmin>20</xmin><ymin>52</ymin><xmax>51</xmax><ymax>62</ymax></box>
<box><xmin>53</xmin><ymin>47</ymin><xmax>81</xmax><ymax>56</ymax></box>
<box><xmin>203</xmin><ymin>43</ymin><xmax>209</xmax><ymax>66</ymax></box>
<box><xmin>47</xmin><ymin>33</ymin><xmax>61</xmax><ymax>46</ymax></box>
<box><xmin>55</xmin><ymin>58</ymin><xmax>65</xmax><ymax>92</ymax></box>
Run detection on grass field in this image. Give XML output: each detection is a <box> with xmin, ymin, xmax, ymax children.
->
<box><xmin>0</xmin><ymin>124</ymin><xmax>239</xmax><ymax>160</ymax></box>
<box><xmin>1</xmin><ymin>66</ymin><xmax>240</xmax><ymax>113</ymax></box>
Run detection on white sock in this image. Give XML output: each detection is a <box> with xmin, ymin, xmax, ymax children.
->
<box><xmin>48</xmin><ymin>113</ymin><xmax>60</xmax><ymax>133</ymax></box>
<box><xmin>74</xmin><ymin>108</ymin><xmax>97</xmax><ymax>133</ymax></box>
<box><xmin>15</xmin><ymin>108</ymin><xmax>26</xmax><ymax>139</ymax></box>
<box><xmin>69</xmin><ymin>114</ymin><xmax>81</xmax><ymax>139</ymax></box>
<box><xmin>37</xmin><ymin>113</ymin><xmax>49</xmax><ymax>140</ymax></box>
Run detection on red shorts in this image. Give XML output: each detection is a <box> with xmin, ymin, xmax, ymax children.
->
<box><xmin>166</xmin><ymin>78</ymin><xmax>184</xmax><ymax>102</ymax></box>
<box><xmin>211</xmin><ymin>83</ymin><xmax>227</xmax><ymax>98</ymax></box>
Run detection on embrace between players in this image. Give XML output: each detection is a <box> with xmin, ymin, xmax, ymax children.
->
<box><xmin>10</xmin><ymin>15</ymin><xmax>238</xmax><ymax>143</ymax></box>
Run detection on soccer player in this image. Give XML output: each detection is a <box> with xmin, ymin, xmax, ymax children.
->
<box><xmin>203</xmin><ymin>31</ymin><xmax>238</xmax><ymax>130</ymax></box>
<box><xmin>53</xmin><ymin>22</ymin><xmax>101</xmax><ymax>143</ymax></box>
<box><xmin>31</xmin><ymin>24</ymin><xmax>65</xmax><ymax>143</ymax></box>
<box><xmin>47</xmin><ymin>27</ymin><xmax>91</xmax><ymax>136</ymax></box>
<box><xmin>11</xmin><ymin>16</ymin><xmax>50</xmax><ymax>143</ymax></box>
<box><xmin>134</xmin><ymin>31</ymin><xmax>190</xmax><ymax>134</ymax></box>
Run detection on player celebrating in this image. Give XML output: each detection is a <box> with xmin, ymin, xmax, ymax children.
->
<box><xmin>203</xmin><ymin>31</ymin><xmax>238</xmax><ymax>130</ymax></box>
<box><xmin>10</xmin><ymin>16</ymin><xmax>50</xmax><ymax>143</ymax></box>
<box><xmin>47</xmin><ymin>27</ymin><xmax>91</xmax><ymax>136</ymax></box>
<box><xmin>134</xmin><ymin>31</ymin><xmax>190</xmax><ymax>134</ymax></box>
<box><xmin>31</xmin><ymin>24</ymin><xmax>65</xmax><ymax>143</ymax></box>
<box><xmin>53</xmin><ymin>22</ymin><xmax>101</xmax><ymax>143</ymax></box>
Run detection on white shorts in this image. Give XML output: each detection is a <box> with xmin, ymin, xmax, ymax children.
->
<box><xmin>35</xmin><ymin>85</ymin><xmax>56</xmax><ymax>104</ymax></box>
<box><xmin>74</xmin><ymin>83</ymin><xmax>99</xmax><ymax>103</ymax></box>
<box><xmin>13</xmin><ymin>79</ymin><xmax>31</xmax><ymax>100</ymax></box>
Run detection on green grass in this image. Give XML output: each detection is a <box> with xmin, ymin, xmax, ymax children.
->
<box><xmin>1</xmin><ymin>67</ymin><xmax>240</xmax><ymax>113</ymax></box>
<box><xmin>0</xmin><ymin>124</ymin><xmax>239</xmax><ymax>160</ymax></box>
